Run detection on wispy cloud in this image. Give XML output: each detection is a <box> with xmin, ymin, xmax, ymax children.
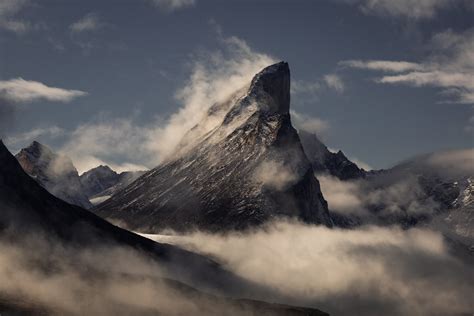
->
<box><xmin>292</xmin><ymin>73</ymin><xmax>345</xmax><ymax>98</ymax></box>
<box><xmin>333</xmin><ymin>0</ymin><xmax>460</xmax><ymax>19</ymax></box>
<box><xmin>0</xmin><ymin>0</ymin><xmax>30</xmax><ymax>33</ymax></box>
<box><xmin>323</xmin><ymin>74</ymin><xmax>345</xmax><ymax>93</ymax></box>
<box><xmin>148</xmin><ymin>0</ymin><xmax>196</xmax><ymax>11</ymax></box>
<box><xmin>339</xmin><ymin>60</ymin><xmax>423</xmax><ymax>73</ymax></box>
<box><xmin>147</xmin><ymin>34</ymin><xmax>275</xmax><ymax>160</ymax></box>
<box><xmin>290</xmin><ymin>110</ymin><xmax>330</xmax><ymax>135</ymax></box>
<box><xmin>341</xmin><ymin>28</ymin><xmax>474</xmax><ymax>106</ymax></box>
<box><xmin>70</xmin><ymin>12</ymin><xmax>104</xmax><ymax>33</ymax></box>
<box><xmin>59</xmin><ymin>117</ymin><xmax>151</xmax><ymax>174</ymax></box>
<box><xmin>55</xmin><ymin>33</ymin><xmax>276</xmax><ymax>173</ymax></box>
<box><xmin>0</xmin><ymin>78</ymin><xmax>87</xmax><ymax>103</ymax></box>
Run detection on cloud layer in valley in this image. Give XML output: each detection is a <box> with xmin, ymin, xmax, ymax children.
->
<box><xmin>144</xmin><ymin>220</ymin><xmax>474</xmax><ymax>316</ymax></box>
<box><xmin>0</xmin><ymin>234</ymin><xmax>276</xmax><ymax>316</ymax></box>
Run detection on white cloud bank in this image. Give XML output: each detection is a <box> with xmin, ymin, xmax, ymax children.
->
<box><xmin>144</xmin><ymin>221</ymin><xmax>474</xmax><ymax>316</ymax></box>
<box><xmin>0</xmin><ymin>78</ymin><xmax>87</xmax><ymax>103</ymax></box>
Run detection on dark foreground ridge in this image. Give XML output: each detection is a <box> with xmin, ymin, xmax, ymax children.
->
<box><xmin>0</xmin><ymin>139</ymin><xmax>329</xmax><ymax>315</ymax></box>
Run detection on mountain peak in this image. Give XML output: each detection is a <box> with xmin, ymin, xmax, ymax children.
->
<box><xmin>248</xmin><ymin>61</ymin><xmax>290</xmax><ymax>114</ymax></box>
<box><xmin>24</xmin><ymin>141</ymin><xmax>54</xmax><ymax>158</ymax></box>
<box><xmin>15</xmin><ymin>141</ymin><xmax>92</xmax><ymax>209</ymax></box>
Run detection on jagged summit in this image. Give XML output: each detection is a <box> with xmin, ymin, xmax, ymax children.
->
<box><xmin>299</xmin><ymin>130</ymin><xmax>366</xmax><ymax>180</ymax></box>
<box><xmin>95</xmin><ymin>62</ymin><xmax>332</xmax><ymax>233</ymax></box>
<box><xmin>248</xmin><ymin>61</ymin><xmax>290</xmax><ymax>114</ymax></box>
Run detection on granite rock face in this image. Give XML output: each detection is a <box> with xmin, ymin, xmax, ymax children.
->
<box><xmin>95</xmin><ymin>62</ymin><xmax>333</xmax><ymax>233</ymax></box>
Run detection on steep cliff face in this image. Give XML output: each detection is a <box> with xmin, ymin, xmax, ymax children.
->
<box><xmin>15</xmin><ymin>141</ymin><xmax>92</xmax><ymax>209</ymax></box>
<box><xmin>95</xmin><ymin>62</ymin><xmax>332</xmax><ymax>233</ymax></box>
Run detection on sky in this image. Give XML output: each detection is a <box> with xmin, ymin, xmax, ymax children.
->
<box><xmin>0</xmin><ymin>0</ymin><xmax>473</xmax><ymax>173</ymax></box>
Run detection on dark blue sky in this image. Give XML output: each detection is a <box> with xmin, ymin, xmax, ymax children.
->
<box><xmin>1</xmin><ymin>0</ymin><xmax>473</xmax><ymax>172</ymax></box>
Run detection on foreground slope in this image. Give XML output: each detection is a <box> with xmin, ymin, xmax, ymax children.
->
<box><xmin>16</xmin><ymin>141</ymin><xmax>92</xmax><ymax>209</ymax></box>
<box><xmin>0</xmin><ymin>140</ymin><xmax>329</xmax><ymax>315</ymax></box>
<box><xmin>95</xmin><ymin>62</ymin><xmax>332</xmax><ymax>233</ymax></box>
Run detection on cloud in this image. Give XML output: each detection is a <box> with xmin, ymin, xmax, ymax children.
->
<box><xmin>0</xmin><ymin>78</ymin><xmax>87</xmax><ymax>103</ymax></box>
<box><xmin>427</xmin><ymin>148</ymin><xmax>474</xmax><ymax>175</ymax></box>
<box><xmin>323</xmin><ymin>74</ymin><xmax>345</xmax><ymax>93</ymax></box>
<box><xmin>254</xmin><ymin>160</ymin><xmax>298</xmax><ymax>190</ymax></box>
<box><xmin>317</xmin><ymin>149</ymin><xmax>473</xmax><ymax>218</ymax></box>
<box><xmin>291</xmin><ymin>80</ymin><xmax>322</xmax><ymax>95</ymax></box>
<box><xmin>0</xmin><ymin>234</ymin><xmax>274</xmax><ymax>316</ymax></box>
<box><xmin>333</xmin><ymin>0</ymin><xmax>457</xmax><ymax>19</ymax></box>
<box><xmin>341</xmin><ymin>28</ymin><xmax>474</xmax><ymax>105</ymax></box>
<box><xmin>70</xmin><ymin>12</ymin><xmax>103</xmax><ymax>33</ymax></box>
<box><xmin>59</xmin><ymin>118</ymin><xmax>151</xmax><ymax>174</ymax></box>
<box><xmin>318</xmin><ymin>174</ymin><xmax>440</xmax><ymax>217</ymax></box>
<box><xmin>144</xmin><ymin>221</ymin><xmax>474</xmax><ymax>316</ymax></box>
<box><xmin>0</xmin><ymin>0</ymin><xmax>30</xmax><ymax>33</ymax></box>
<box><xmin>291</xmin><ymin>110</ymin><xmax>330</xmax><ymax>134</ymax></box>
<box><xmin>349</xmin><ymin>157</ymin><xmax>372</xmax><ymax>170</ymax></box>
<box><xmin>318</xmin><ymin>175</ymin><xmax>366</xmax><ymax>215</ymax></box>
<box><xmin>54</xmin><ymin>34</ymin><xmax>275</xmax><ymax>173</ymax></box>
<box><xmin>148</xmin><ymin>0</ymin><xmax>196</xmax><ymax>11</ymax></box>
<box><xmin>146</xmin><ymin>34</ymin><xmax>275</xmax><ymax>161</ymax></box>
<box><xmin>292</xmin><ymin>73</ymin><xmax>345</xmax><ymax>97</ymax></box>
<box><xmin>339</xmin><ymin>60</ymin><xmax>423</xmax><ymax>73</ymax></box>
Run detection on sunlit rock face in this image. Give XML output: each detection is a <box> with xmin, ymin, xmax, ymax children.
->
<box><xmin>95</xmin><ymin>62</ymin><xmax>333</xmax><ymax>233</ymax></box>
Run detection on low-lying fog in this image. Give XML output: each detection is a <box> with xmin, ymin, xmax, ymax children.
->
<box><xmin>142</xmin><ymin>221</ymin><xmax>474</xmax><ymax>316</ymax></box>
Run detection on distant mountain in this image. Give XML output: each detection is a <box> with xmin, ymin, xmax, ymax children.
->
<box><xmin>328</xmin><ymin>149</ymin><xmax>474</xmax><ymax>256</ymax></box>
<box><xmin>80</xmin><ymin>165</ymin><xmax>145</xmax><ymax>205</ymax></box>
<box><xmin>299</xmin><ymin>130</ymin><xmax>366</xmax><ymax>180</ymax></box>
<box><xmin>15</xmin><ymin>141</ymin><xmax>92</xmax><ymax>209</ymax></box>
<box><xmin>95</xmin><ymin>62</ymin><xmax>333</xmax><ymax>233</ymax></box>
